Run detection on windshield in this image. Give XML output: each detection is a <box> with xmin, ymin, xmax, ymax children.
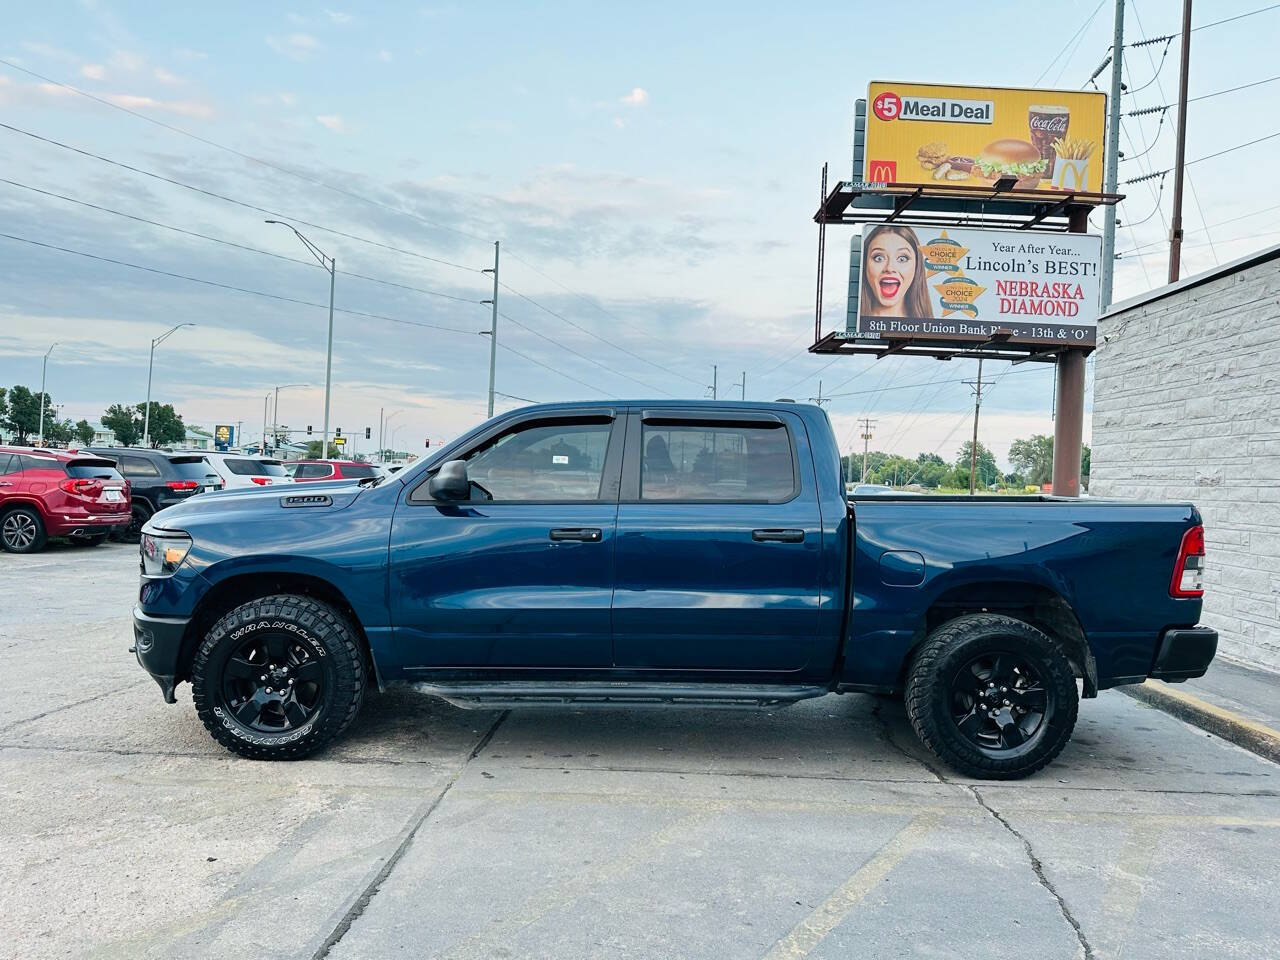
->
<box><xmin>224</xmin><ymin>458</ymin><xmax>289</xmax><ymax>477</ymax></box>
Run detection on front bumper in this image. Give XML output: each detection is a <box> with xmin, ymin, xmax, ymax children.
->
<box><xmin>1149</xmin><ymin>626</ymin><xmax>1218</xmax><ymax>682</ymax></box>
<box><xmin>132</xmin><ymin>607</ymin><xmax>190</xmax><ymax>703</ymax></box>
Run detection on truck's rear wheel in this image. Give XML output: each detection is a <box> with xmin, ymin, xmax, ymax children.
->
<box><xmin>191</xmin><ymin>594</ymin><xmax>365</xmax><ymax>760</ymax></box>
<box><xmin>905</xmin><ymin>614</ymin><xmax>1078</xmax><ymax>780</ymax></box>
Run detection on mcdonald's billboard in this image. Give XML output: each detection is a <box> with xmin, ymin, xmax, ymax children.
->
<box><xmin>864</xmin><ymin>81</ymin><xmax>1106</xmax><ymax>193</ymax></box>
<box><xmin>848</xmin><ymin>224</ymin><xmax>1101</xmax><ymax>347</ymax></box>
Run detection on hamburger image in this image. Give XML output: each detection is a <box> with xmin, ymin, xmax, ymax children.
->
<box><xmin>972</xmin><ymin>139</ymin><xmax>1048</xmax><ymax>189</ymax></box>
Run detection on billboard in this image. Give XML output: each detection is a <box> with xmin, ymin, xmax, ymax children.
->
<box><xmin>847</xmin><ymin>224</ymin><xmax>1101</xmax><ymax>347</ymax></box>
<box><xmin>214</xmin><ymin>424</ymin><xmax>234</xmax><ymax>451</ymax></box>
<box><xmin>864</xmin><ymin>81</ymin><xmax>1106</xmax><ymax>193</ymax></box>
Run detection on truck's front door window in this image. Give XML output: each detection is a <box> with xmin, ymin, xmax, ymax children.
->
<box><xmin>465</xmin><ymin>421</ymin><xmax>611</xmax><ymax>501</ymax></box>
<box><xmin>640</xmin><ymin>423</ymin><xmax>795</xmax><ymax>502</ymax></box>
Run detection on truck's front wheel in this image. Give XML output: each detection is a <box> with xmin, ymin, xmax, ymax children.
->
<box><xmin>905</xmin><ymin>614</ymin><xmax>1078</xmax><ymax>780</ymax></box>
<box><xmin>191</xmin><ymin>594</ymin><xmax>365</xmax><ymax>760</ymax></box>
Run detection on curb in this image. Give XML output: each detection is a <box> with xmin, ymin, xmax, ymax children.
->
<box><xmin>1121</xmin><ymin>681</ymin><xmax>1280</xmax><ymax>765</ymax></box>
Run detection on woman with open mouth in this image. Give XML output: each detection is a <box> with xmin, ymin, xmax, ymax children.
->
<box><xmin>860</xmin><ymin>224</ymin><xmax>934</xmax><ymax>320</ymax></box>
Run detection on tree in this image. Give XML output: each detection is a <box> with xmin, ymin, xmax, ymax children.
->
<box><xmin>1009</xmin><ymin>434</ymin><xmax>1055</xmax><ymax>486</ymax></box>
<box><xmin>305</xmin><ymin>440</ymin><xmax>343</xmax><ymax>458</ymax></box>
<box><xmin>1</xmin><ymin>385</ymin><xmax>52</xmax><ymax>443</ymax></box>
<box><xmin>73</xmin><ymin>419</ymin><xmax>96</xmax><ymax>446</ymax></box>
<box><xmin>136</xmin><ymin>402</ymin><xmax>185</xmax><ymax>447</ymax></box>
<box><xmin>44</xmin><ymin>418</ymin><xmax>74</xmax><ymax>446</ymax></box>
<box><xmin>102</xmin><ymin>404</ymin><xmax>142</xmax><ymax>447</ymax></box>
<box><xmin>1081</xmin><ymin>444</ymin><xmax>1091</xmax><ymax>488</ymax></box>
<box><xmin>955</xmin><ymin>440</ymin><xmax>999</xmax><ymax>488</ymax></box>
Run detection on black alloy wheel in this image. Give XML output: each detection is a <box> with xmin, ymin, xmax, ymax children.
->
<box><xmin>949</xmin><ymin>652</ymin><xmax>1049</xmax><ymax>755</ymax></box>
<box><xmin>905</xmin><ymin>613</ymin><xmax>1078</xmax><ymax>780</ymax></box>
<box><xmin>1</xmin><ymin>507</ymin><xmax>47</xmax><ymax>553</ymax></box>
<box><xmin>191</xmin><ymin>594</ymin><xmax>365</xmax><ymax>760</ymax></box>
<box><xmin>219</xmin><ymin>631</ymin><xmax>328</xmax><ymax>733</ymax></box>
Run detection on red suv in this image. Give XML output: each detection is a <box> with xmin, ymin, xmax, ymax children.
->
<box><xmin>0</xmin><ymin>447</ymin><xmax>132</xmax><ymax>552</ymax></box>
<box><xmin>287</xmin><ymin>460</ymin><xmax>382</xmax><ymax>482</ymax></box>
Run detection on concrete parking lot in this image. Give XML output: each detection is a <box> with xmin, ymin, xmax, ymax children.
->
<box><xmin>1</xmin><ymin>543</ymin><xmax>1277</xmax><ymax>960</ymax></box>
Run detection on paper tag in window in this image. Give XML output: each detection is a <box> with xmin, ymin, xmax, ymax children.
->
<box><xmin>552</xmin><ymin>455</ymin><xmax>569</xmax><ymax>465</ymax></box>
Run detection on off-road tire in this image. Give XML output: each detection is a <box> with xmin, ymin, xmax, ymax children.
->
<box><xmin>191</xmin><ymin>594</ymin><xmax>365</xmax><ymax>760</ymax></box>
<box><xmin>905</xmin><ymin>613</ymin><xmax>1078</xmax><ymax>780</ymax></box>
<box><xmin>1</xmin><ymin>506</ymin><xmax>48</xmax><ymax>553</ymax></box>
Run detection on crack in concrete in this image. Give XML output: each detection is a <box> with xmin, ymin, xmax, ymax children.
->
<box><xmin>969</xmin><ymin>784</ymin><xmax>1095</xmax><ymax>960</ymax></box>
<box><xmin>308</xmin><ymin>709</ymin><xmax>509</xmax><ymax>960</ymax></box>
<box><xmin>0</xmin><ymin>678</ymin><xmax>148</xmax><ymax>735</ymax></box>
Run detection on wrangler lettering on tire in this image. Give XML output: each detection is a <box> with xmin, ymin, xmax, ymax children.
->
<box><xmin>191</xmin><ymin>594</ymin><xmax>364</xmax><ymax>760</ymax></box>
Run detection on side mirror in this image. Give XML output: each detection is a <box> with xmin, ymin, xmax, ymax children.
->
<box><xmin>427</xmin><ymin>459</ymin><xmax>470</xmax><ymax>501</ymax></box>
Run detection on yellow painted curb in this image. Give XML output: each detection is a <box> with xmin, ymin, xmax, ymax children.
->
<box><xmin>1121</xmin><ymin>681</ymin><xmax>1280</xmax><ymax>764</ymax></box>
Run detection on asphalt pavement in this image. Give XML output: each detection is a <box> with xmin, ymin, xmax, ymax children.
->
<box><xmin>1</xmin><ymin>542</ymin><xmax>1277</xmax><ymax>960</ymax></box>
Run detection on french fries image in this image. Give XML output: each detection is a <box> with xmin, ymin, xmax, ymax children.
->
<box><xmin>1052</xmin><ymin>137</ymin><xmax>1096</xmax><ymax>161</ymax></box>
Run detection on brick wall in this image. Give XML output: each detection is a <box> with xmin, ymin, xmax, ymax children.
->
<box><xmin>1091</xmin><ymin>258</ymin><xmax>1280</xmax><ymax>670</ymax></box>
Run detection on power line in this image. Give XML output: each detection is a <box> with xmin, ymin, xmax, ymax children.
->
<box><xmin>493</xmin><ymin>341</ymin><xmax>613</xmax><ymax>398</ymax></box>
<box><xmin>0</xmin><ymin>122</ymin><xmax>483</xmax><ymax>276</ymax></box>
<box><xmin>0</xmin><ymin>177</ymin><xmax>487</xmax><ymax>305</ymax></box>
<box><xmin>495</xmin><ymin>279</ymin><xmax>697</xmax><ymax>393</ymax></box>
<box><xmin>0</xmin><ymin>56</ymin><xmax>492</xmax><ymax>247</ymax></box>
<box><xmin>1036</xmin><ymin>0</ymin><xmax>1107</xmax><ymax>85</ymax></box>
<box><xmin>0</xmin><ymin>231</ymin><xmax>482</xmax><ymax>338</ymax></box>
<box><xmin>497</xmin><ymin>311</ymin><xmax>674</xmax><ymax>396</ymax></box>
<box><xmin>1122</xmin><ymin>129</ymin><xmax>1280</xmax><ymax>184</ymax></box>
<box><xmin>1127</xmin><ymin>1</ymin><xmax>1280</xmax><ymax>47</ymax></box>
<box><xmin>497</xmin><ymin>251</ymin><xmax>707</xmax><ymax>389</ymax></box>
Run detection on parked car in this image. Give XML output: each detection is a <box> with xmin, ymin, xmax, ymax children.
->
<box><xmin>849</xmin><ymin>483</ymin><xmax>893</xmax><ymax>495</ymax></box>
<box><xmin>0</xmin><ymin>446</ymin><xmax>130</xmax><ymax>552</ymax></box>
<box><xmin>199</xmin><ymin>453</ymin><xmax>293</xmax><ymax>489</ymax></box>
<box><xmin>130</xmin><ymin>401</ymin><xmax>1216</xmax><ymax>778</ymax></box>
<box><xmin>84</xmin><ymin>447</ymin><xmax>223</xmax><ymax>541</ymax></box>
<box><xmin>286</xmin><ymin>459</ymin><xmax>381</xmax><ymax>482</ymax></box>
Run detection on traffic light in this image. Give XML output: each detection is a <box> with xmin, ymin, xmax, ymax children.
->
<box><xmin>335</xmin><ymin>427</ymin><xmax>342</xmax><ymax>438</ymax></box>
<box><xmin>365</xmin><ymin>427</ymin><xmax>371</xmax><ymax>439</ymax></box>
<box><xmin>425</xmin><ymin>439</ymin><xmax>431</xmax><ymax>448</ymax></box>
<box><xmin>307</xmin><ymin>425</ymin><xmax>313</xmax><ymax>435</ymax></box>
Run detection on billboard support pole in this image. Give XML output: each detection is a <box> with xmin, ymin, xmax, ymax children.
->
<box><xmin>1099</xmin><ymin>0</ymin><xmax>1125</xmax><ymax>309</ymax></box>
<box><xmin>814</xmin><ymin>163</ymin><xmax>827</xmax><ymax>344</ymax></box>
<box><xmin>1168</xmin><ymin>0</ymin><xmax>1193</xmax><ymax>282</ymax></box>
<box><xmin>1050</xmin><ymin>207</ymin><xmax>1092</xmax><ymax>497</ymax></box>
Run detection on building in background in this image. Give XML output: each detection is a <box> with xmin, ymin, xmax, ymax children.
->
<box><xmin>1091</xmin><ymin>244</ymin><xmax>1280</xmax><ymax>671</ymax></box>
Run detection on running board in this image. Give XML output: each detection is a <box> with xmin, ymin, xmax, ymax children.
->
<box><xmin>410</xmin><ymin>681</ymin><xmax>830</xmax><ymax>710</ymax></box>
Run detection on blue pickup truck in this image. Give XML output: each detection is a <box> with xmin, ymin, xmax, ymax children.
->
<box><xmin>132</xmin><ymin>401</ymin><xmax>1216</xmax><ymax>779</ymax></box>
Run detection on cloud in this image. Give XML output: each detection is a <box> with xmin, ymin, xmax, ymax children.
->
<box><xmin>612</xmin><ymin>117</ymin><xmax>625</xmax><ymax>129</ymax></box>
<box><xmin>619</xmin><ymin>87</ymin><xmax>649</xmax><ymax>106</ymax></box>
<box><xmin>326</xmin><ymin>10</ymin><xmax>354</xmax><ymax>24</ymax></box>
<box><xmin>103</xmin><ymin>92</ymin><xmax>213</xmax><ymax>118</ymax></box>
<box><xmin>80</xmin><ymin>63</ymin><xmax>106</xmax><ymax>80</ymax></box>
<box><xmin>316</xmin><ymin>114</ymin><xmax>347</xmax><ymax>133</ymax></box>
<box><xmin>172</xmin><ymin>47</ymin><xmax>207</xmax><ymax>61</ymax></box>
<box><xmin>20</xmin><ymin>41</ymin><xmax>76</xmax><ymax>62</ymax></box>
<box><xmin>266</xmin><ymin>33</ymin><xmax>321</xmax><ymax>61</ymax></box>
<box><xmin>152</xmin><ymin>67</ymin><xmax>183</xmax><ymax>85</ymax></box>
<box><xmin>108</xmin><ymin>50</ymin><xmax>144</xmax><ymax>72</ymax></box>
<box><xmin>377</xmin><ymin>49</ymin><xmax>393</xmax><ymax>62</ymax></box>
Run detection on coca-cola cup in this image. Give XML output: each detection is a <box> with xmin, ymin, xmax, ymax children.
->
<box><xmin>1028</xmin><ymin>105</ymin><xmax>1069</xmax><ymax>178</ymax></box>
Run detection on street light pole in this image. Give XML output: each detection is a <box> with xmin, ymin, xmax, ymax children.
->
<box><xmin>265</xmin><ymin>221</ymin><xmax>336</xmax><ymax>458</ymax></box>
<box><xmin>270</xmin><ymin>383</ymin><xmax>309</xmax><ymax>454</ymax></box>
<box><xmin>143</xmin><ymin>323</ymin><xmax>195</xmax><ymax>448</ymax></box>
<box><xmin>37</xmin><ymin>341</ymin><xmax>57</xmax><ymax>447</ymax></box>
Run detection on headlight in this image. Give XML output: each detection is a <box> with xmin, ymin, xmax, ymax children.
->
<box><xmin>141</xmin><ymin>532</ymin><xmax>191</xmax><ymax>576</ymax></box>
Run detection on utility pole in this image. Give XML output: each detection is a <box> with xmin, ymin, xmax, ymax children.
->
<box><xmin>481</xmin><ymin>241</ymin><xmax>500</xmax><ymax>418</ymax></box>
<box><xmin>1099</xmin><ymin>0</ymin><xmax>1125</xmax><ymax>308</ymax></box>
<box><xmin>712</xmin><ymin>365</ymin><xmax>717</xmax><ymax>400</ymax></box>
<box><xmin>377</xmin><ymin>407</ymin><xmax>384</xmax><ymax>462</ymax></box>
<box><xmin>37</xmin><ymin>341</ymin><xmax>56</xmax><ymax>447</ymax></box>
<box><xmin>740</xmin><ymin>371</ymin><xmax>746</xmax><ymax>401</ymax></box>
<box><xmin>1168</xmin><ymin>0</ymin><xmax>1194</xmax><ymax>282</ymax></box>
<box><xmin>965</xmin><ymin>359</ymin><xmax>984</xmax><ymax>495</ymax></box>
<box><xmin>262</xmin><ymin>394</ymin><xmax>270</xmax><ymax>456</ymax></box>
<box><xmin>809</xmin><ymin>380</ymin><xmax>830</xmax><ymax>405</ymax></box>
<box><xmin>858</xmin><ymin>418</ymin><xmax>876</xmax><ymax>482</ymax></box>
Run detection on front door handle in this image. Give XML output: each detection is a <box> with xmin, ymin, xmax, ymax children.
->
<box><xmin>549</xmin><ymin>528</ymin><xmax>603</xmax><ymax>542</ymax></box>
<box><xmin>752</xmin><ymin>528</ymin><xmax>804</xmax><ymax>543</ymax></box>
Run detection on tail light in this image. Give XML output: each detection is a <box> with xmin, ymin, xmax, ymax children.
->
<box><xmin>250</xmin><ymin>476</ymin><xmax>272</xmax><ymax>485</ymax></box>
<box><xmin>166</xmin><ymin>480</ymin><xmax>199</xmax><ymax>491</ymax></box>
<box><xmin>1170</xmin><ymin>524</ymin><xmax>1205</xmax><ymax>598</ymax></box>
<box><xmin>59</xmin><ymin>478</ymin><xmax>103</xmax><ymax>497</ymax></box>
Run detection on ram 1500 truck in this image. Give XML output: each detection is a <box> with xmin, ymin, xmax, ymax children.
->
<box><xmin>131</xmin><ymin>401</ymin><xmax>1217</xmax><ymax>779</ymax></box>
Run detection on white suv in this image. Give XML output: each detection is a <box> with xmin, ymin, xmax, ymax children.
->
<box><xmin>200</xmin><ymin>453</ymin><xmax>294</xmax><ymax>489</ymax></box>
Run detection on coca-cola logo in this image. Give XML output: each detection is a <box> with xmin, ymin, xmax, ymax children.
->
<box><xmin>1031</xmin><ymin>115</ymin><xmax>1069</xmax><ymax>133</ymax></box>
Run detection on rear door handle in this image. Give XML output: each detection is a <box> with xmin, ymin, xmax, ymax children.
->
<box><xmin>752</xmin><ymin>528</ymin><xmax>804</xmax><ymax>543</ymax></box>
<box><xmin>550</xmin><ymin>528</ymin><xmax>603</xmax><ymax>542</ymax></box>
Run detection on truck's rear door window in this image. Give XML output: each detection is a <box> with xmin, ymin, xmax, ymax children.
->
<box><xmin>640</xmin><ymin>422</ymin><xmax>795</xmax><ymax>502</ymax></box>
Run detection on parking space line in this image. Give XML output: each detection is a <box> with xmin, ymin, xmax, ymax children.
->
<box><xmin>1095</xmin><ymin>825</ymin><xmax>1160</xmax><ymax>960</ymax></box>
<box><xmin>760</xmin><ymin>814</ymin><xmax>939</xmax><ymax>960</ymax></box>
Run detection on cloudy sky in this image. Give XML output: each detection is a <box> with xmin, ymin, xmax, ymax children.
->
<box><xmin>2</xmin><ymin>1</ymin><xmax>1277</xmax><ymax>467</ymax></box>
